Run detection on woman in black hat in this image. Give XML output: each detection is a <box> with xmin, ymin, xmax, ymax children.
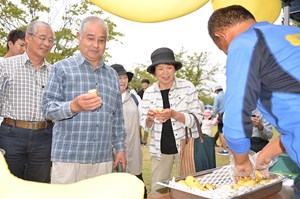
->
<box><xmin>111</xmin><ymin>64</ymin><xmax>147</xmax><ymax>198</ymax></box>
<box><xmin>139</xmin><ymin>47</ymin><xmax>203</xmax><ymax>196</ymax></box>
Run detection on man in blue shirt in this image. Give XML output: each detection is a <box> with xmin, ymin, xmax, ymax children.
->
<box><xmin>212</xmin><ymin>85</ymin><xmax>227</xmax><ymax>155</ymax></box>
<box><xmin>208</xmin><ymin>5</ymin><xmax>300</xmax><ymax>196</ymax></box>
<box><xmin>42</xmin><ymin>16</ymin><xmax>126</xmax><ymax>184</ymax></box>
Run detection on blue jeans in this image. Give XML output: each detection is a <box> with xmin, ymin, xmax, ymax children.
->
<box><xmin>0</xmin><ymin>122</ymin><xmax>52</xmax><ymax>182</ymax></box>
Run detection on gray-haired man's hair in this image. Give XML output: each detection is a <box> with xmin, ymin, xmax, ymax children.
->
<box><xmin>26</xmin><ymin>21</ymin><xmax>53</xmax><ymax>35</ymax></box>
<box><xmin>79</xmin><ymin>16</ymin><xmax>109</xmax><ymax>40</ymax></box>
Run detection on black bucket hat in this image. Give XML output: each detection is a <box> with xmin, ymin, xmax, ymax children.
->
<box><xmin>111</xmin><ymin>64</ymin><xmax>134</xmax><ymax>82</ymax></box>
<box><xmin>147</xmin><ymin>47</ymin><xmax>182</xmax><ymax>75</ymax></box>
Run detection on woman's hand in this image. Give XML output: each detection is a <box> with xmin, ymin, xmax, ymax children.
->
<box><xmin>155</xmin><ymin>108</ymin><xmax>172</xmax><ymax>123</ymax></box>
<box><xmin>146</xmin><ymin>109</ymin><xmax>157</xmax><ymax>127</ymax></box>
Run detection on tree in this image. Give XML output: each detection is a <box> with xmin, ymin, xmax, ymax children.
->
<box><xmin>129</xmin><ymin>48</ymin><xmax>224</xmax><ymax>105</ymax></box>
<box><xmin>0</xmin><ymin>0</ymin><xmax>123</xmax><ymax>63</ymax></box>
<box><xmin>175</xmin><ymin>48</ymin><xmax>223</xmax><ymax>104</ymax></box>
<box><xmin>291</xmin><ymin>19</ymin><xmax>300</xmax><ymax>27</ymax></box>
<box><xmin>129</xmin><ymin>64</ymin><xmax>156</xmax><ymax>92</ymax></box>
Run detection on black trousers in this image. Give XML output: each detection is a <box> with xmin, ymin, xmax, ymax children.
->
<box><xmin>136</xmin><ymin>173</ymin><xmax>148</xmax><ymax>199</ymax></box>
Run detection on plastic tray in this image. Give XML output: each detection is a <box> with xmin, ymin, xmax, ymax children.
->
<box><xmin>158</xmin><ymin>166</ymin><xmax>285</xmax><ymax>199</ymax></box>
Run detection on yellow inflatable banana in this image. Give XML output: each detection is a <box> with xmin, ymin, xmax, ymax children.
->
<box><xmin>90</xmin><ymin>0</ymin><xmax>209</xmax><ymax>23</ymax></box>
<box><xmin>211</xmin><ymin>0</ymin><xmax>282</xmax><ymax>23</ymax></box>
<box><xmin>0</xmin><ymin>154</ymin><xmax>144</xmax><ymax>199</ymax></box>
<box><xmin>90</xmin><ymin>0</ymin><xmax>282</xmax><ymax>23</ymax></box>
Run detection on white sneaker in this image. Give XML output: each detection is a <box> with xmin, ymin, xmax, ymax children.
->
<box><xmin>217</xmin><ymin>150</ymin><xmax>229</xmax><ymax>156</ymax></box>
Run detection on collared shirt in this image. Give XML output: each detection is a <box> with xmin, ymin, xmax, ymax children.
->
<box><xmin>251</xmin><ymin>108</ymin><xmax>273</xmax><ymax>140</ymax></box>
<box><xmin>0</xmin><ymin>52</ymin><xmax>51</xmax><ymax>121</ymax></box>
<box><xmin>0</xmin><ymin>57</ymin><xmax>4</xmax><ymax>124</ymax></box>
<box><xmin>224</xmin><ymin>21</ymin><xmax>300</xmax><ymax>167</ymax></box>
<box><xmin>212</xmin><ymin>91</ymin><xmax>225</xmax><ymax>116</ymax></box>
<box><xmin>42</xmin><ymin>53</ymin><xmax>125</xmax><ymax>164</ymax></box>
<box><xmin>139</xmin><ymin>77</ymin><xmax>203</xmax><ymax>158</ymax></box>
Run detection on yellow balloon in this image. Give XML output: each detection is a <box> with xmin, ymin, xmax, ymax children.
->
<box><xmin>0</xmin><ymin>153</ymin><xmax>144</xmax><ymax>199</ymax></box>
<box><xmin>211</xmin><ymin>0</ymin><xmax>282</xmax><ymax>23</ymax></box>
<box><xmin>90</xmin><ymin>0</ymin><xmax>209</xmax><ymax>23</ymax></box>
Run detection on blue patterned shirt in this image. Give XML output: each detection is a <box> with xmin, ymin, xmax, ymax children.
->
<box><xmin>212</xmin><ymin>90</ymin><xmax>225</xmax><ymax>116</ymax></box>
<box><xmin>42</xmin><ymin>53</ymin><xmax>125</xmax><ymax>163</ymax></box>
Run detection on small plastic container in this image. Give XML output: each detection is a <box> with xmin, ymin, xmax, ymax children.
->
<box><xmin>0</xmin><ymin>148</ymin><xmax>5</xmax><ymax>155</ymax></box>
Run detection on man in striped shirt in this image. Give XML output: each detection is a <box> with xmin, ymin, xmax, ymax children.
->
<box><xmin>0</xmin><ymin>21</ymin><xmax>54</xmax><ymax>182</ymax></box>
<box><xmin>0</xmin><ymin>29</ymin><xmax>26</xmax><ymax>125</ymax></box>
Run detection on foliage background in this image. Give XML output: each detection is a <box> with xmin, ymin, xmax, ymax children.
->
<box><xmin>0</xmin><ymin>0</ymin><xmax>227</xmax><ymax>103</ymax></box>
<box><xmin>0</xmin><ymin>0</ymin><xmax>123</xmax><ymax>63</ymax></box>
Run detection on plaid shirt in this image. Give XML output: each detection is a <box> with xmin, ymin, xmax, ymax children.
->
<box><xmin>139</xmin><ymin>77</ymin><xmax>203</xmax><ymax>158</ymax></box>
<box><xmin>0</xmin><ymin>52</ymin><xmax>51</xmax><ymax>121</ymax></box>
<box><xmin>42</xmin><ymin>53</ymin><xmax>125</xmax><ymax>163</ymax></box>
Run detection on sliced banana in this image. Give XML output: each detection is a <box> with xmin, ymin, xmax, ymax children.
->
<box><xmin>88</xmin><ymin>89</ymin><xmax>98</xmax><ymax>96</ymax></box>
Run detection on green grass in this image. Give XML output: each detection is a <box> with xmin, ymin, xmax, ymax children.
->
<box><xmin>141</xmin><ymin>126</ymin><xmax>280</xmax><ymax>196</ymax></box>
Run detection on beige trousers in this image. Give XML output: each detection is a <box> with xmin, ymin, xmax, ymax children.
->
<box><xmin>150</xmin><ymin>153</ymin><xmax>180</xmax><ymax>196</ymax></box>
<box><xmin>51</xmin><ymin>161</ymin><xmax>113</xmax><ymax>184</ymax></box>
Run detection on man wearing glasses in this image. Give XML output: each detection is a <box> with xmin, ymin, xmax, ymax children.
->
<box><xmin>0</xmin><ymin>21</ymin><xmax>54</xmax><ymax>182</ymax></box>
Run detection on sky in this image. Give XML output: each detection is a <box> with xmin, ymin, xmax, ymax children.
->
<box><xmin>101</xmin><ymin>2</ymin><xmax>228</xmax><ymax>88</ymax></box>
<box><xmin>45</xmin><ymin>0</ymin><xmax>284</xmax><ymax>89</ymax></box>
<box><xmin>97</xmin><ymin>2</ymin><xmax>285</xmax><ymax>89</ymax></box>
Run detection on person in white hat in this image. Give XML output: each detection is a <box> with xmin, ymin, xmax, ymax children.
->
<box><xmin>212</xmin><ymin>85</ymin><xmax>228</xmax><ymax>156</ymax></box>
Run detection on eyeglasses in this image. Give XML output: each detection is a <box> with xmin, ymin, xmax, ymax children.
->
<box><xmin>29</xmin><ymin>33</ymin><xmax>55</xmax><ymax>45</ymax></box>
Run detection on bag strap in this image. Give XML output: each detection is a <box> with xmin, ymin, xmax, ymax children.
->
<box><xmin>184</xmin><ymin>127</ymin><xmax>190</xmax><ymax>144</ymax></box>
<box><xmin>185</xmin><ymin>113</ymin><xmax>204</xmax><ymax>143</ymax></box>
<box><xmin>131</xmin><ymin>93</ymin><xmax>139</xmax><ymax>107</ymax></box>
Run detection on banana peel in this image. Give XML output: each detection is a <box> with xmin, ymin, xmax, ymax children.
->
<box><xmin>182</xmin><ymin>170</ymin><xmax>271</xmax><ymax>192</ymax></box>
<box><xmin>255</xmin><ymin>170</ymin><xmax>263</xmax><ymax>182</ymax></box>
<box><xmin>205</xmin><ymin>183</ymin><xmax>217</xmax><ymax>190</ymax></box>
<box><xmin>177</xmin><ymin>180</ymin><xmax>189</xmax><ymax>188</ymax></box>
<box><xmin>185</xmin><ymin>176</ymin><xmax>205</xmax><ymax>190</ymax></box>
<box><xmin>237</xmin><ymin>179</ymin><xmax>257</xmax><ymax>187</ymax></box>
<box><xmin>0</xmin><ymin>153</ymin><xmax>144</xmax><ymax>199</ymax></box>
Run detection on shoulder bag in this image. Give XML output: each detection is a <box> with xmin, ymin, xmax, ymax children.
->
<box><xmin>180</xmin><ymin>113</ymin><xmax>216</xmax><ymax>176</ymax></box>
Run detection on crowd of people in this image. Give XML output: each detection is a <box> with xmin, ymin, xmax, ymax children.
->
<box><xmin>0</xmin><ymin>4</ymin><xmax>299</xmax><ymax>198</ymax></box>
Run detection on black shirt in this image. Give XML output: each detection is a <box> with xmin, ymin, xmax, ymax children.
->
<box><xmin>137</xmin><ymin>90</ymin><xmax>144</xmax><ymax>99</ymax></box>
<box><xmin>160</xmin><ymin>89</ymin><xmax>178</xmax><ymax>154</ymax></box>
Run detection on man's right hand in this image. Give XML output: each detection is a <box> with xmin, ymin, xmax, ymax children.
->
<box><xmin>230</xmin><ymin>152</ymin><xmax>255</xmax><ymax>183</ymax></box>
<box><xmin>70</xmin><ymin>93</ymin><xmax>102</xmax><ymax>113</ymax></box>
